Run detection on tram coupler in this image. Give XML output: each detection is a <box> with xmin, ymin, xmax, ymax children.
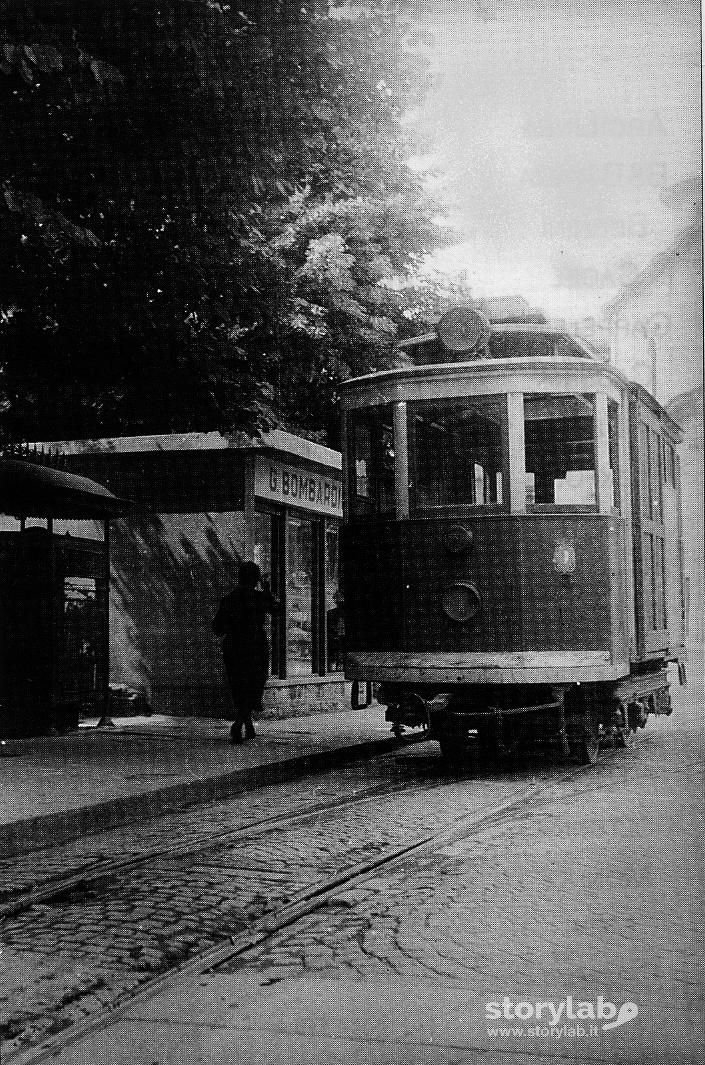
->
<box><xmin>383</xmin><ymin>691</ymin><xmax>449</xmax><ymax>734</ymax></box>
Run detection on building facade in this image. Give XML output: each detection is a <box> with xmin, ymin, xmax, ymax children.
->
<box><xmin>603</xmin><ymin>222</ymin><xmax>702</xmax><ymax>410</ymax></box>
<box><xmin>603</xmin><ymin>186</ymin><xmax>703</xmax><ymax>648</ymax></box>
<box><xmin>51</xmin><ymin>431</ymin><xmax>345</xmax><ymax>718</ymax></box>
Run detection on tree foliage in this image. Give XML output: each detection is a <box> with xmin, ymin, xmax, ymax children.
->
<box><xmin>0</xmin><ymin>0</ymin><xmax>442</xmax><ymax>443</ymax></box>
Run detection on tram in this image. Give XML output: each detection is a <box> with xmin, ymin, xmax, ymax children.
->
<box><xmin>339</xmin><ymin>308</ymin><xmax>686</xmax><ymax>763</ymax></box>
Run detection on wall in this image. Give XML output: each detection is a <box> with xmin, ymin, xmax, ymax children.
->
<box><xmin>108</xmin><ymin>509</ymin><xmax>347</xmax><ymax>720</ymax></box>
<box><xmin>109</xmin><ymin>511</ymin><xmax>248</xmax><ymax>716</ymax></box>
<box><xmin>605</xmin><ymin>226</ymin><xmax>703</xmax><ymax>654</ymax></box>
<box><xmin>606</xmin><ymin>239</ymin><xmax>702</xmax><ymax>409</ymax></box>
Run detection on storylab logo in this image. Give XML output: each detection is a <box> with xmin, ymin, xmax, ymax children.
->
<box><xmin>486</xmin><ymin>997</ymin><xmax>638</xmax><ymax>1040</ymax></box>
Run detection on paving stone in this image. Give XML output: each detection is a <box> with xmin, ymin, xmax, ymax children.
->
<box><xmin>3</xmin><ymin>694</ymin><xmax>702</xmax><ymax>1061</ymax></box>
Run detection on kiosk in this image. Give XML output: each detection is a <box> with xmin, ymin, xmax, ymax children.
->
<box><xmin>0</xmin><ymin>456</ymin><xmax>130</xmax><ymax>737</ymax></box>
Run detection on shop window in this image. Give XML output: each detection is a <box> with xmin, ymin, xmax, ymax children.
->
<box><xmin>251</xmin><ymin>510</ymin><xmax>274</xmax><ymax>662</ymax></box>
<box><xmin>286</xmin><ymin>515</ymin><xmax>313</xmax><ymax>676</ymax></box>
<box><xmin>348</xmin><ymin>406</ymin><xmax>395</xmax><ymax>519</ymax></box>
<box><xmin>251</xmin><ymin>511</ymin><xmax>272</xmax><ymax>587</ymax></box>
<box><xmin>407</xmin><ymin>395</ymin><xmax>506</xmax><ymax>509</ymax></box>
<box><xmin>61</xmin><ymin>577</ymin><xmax>103</xmax><ymax>700</ymax></box>
<box><xmin>524</xmin><ymin>394</ymin><xmax>596</xmax><ymax>507</ymax></box>
<box><xmin>325</xmin><ymin>523</ymin><xmax>343</xmax><ymax>671</ymax></box>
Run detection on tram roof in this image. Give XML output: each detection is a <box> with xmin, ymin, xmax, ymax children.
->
<box><xmin>339</xmin><ymin>354</ymin><xmax>681</xmax><ymax>438</ymax></box>
<box><xmin>395</xmin><ymin>322</ymin><xmax>598</xmax><ymax>361</ymax></box>
<box><xmin>341</xmin><ymin>352</ymin><xmax>620</xmax><ymax>389</ymax></box>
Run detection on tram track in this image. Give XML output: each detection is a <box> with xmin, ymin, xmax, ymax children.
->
<box><xmin>0</xmin><ymin>771</ymin><xmax>432</xmax><ymax>922</ymax></box>
<box><xmin>3</xmin><ymin>749</ymin><xmax>615</xmax><ymax>1065</ymax></box>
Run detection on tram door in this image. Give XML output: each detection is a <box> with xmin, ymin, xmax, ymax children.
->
<box><xmin>632</xmin><ymin>404</ymin><xmax>684</xmax><ymax>659</ymax></box>
<box><xmin>0</xmin><ymin>530</ymin><xmax>109</xmax><ymax>737</ymax></box>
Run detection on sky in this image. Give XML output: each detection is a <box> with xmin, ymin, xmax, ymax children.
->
<box><xmin>406</xmin><ymin>0</ymin><xmax>701</xmax><ymax>319</ymax></box>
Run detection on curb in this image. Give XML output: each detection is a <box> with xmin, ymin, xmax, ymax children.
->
<box><xmin>0</xmin><ymin>732</ymin><xmax>423</xmax><ymax>859</ymax></box>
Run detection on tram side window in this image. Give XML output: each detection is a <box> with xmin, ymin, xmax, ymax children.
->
<box><xmin>407</xmin><ymin>396</ymin><xmax>505</xmax><ymax>509</ymax></box>
<box><xmin>607</xmin><ymin>401</ymin><xmax>621</xmax><ymax>512</ymax></box>
<box><xmin>347</xmin><ymin>406</ymin><xmax>395</xmax><ymax>519</ymax></box>
<box><xmin>524</xmin><ymin>394</ymin><xmax>596</xmax><ymax>507</ymax></box>
<box><xmin>648</xmin><ymin>428</ymin><xmax>663</xmax><ymax>524</ymax></box>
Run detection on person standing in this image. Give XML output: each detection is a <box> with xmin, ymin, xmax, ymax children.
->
<box><xmin>213</xmin><ymin>561</ymin><xmax>278</xmax><ymax>744</ymax></box>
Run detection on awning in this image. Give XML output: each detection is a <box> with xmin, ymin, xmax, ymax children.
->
<box><xmin>0</xmin><ymin>459</ymin><xmax>133</xmax><ymax>519</ymax></box>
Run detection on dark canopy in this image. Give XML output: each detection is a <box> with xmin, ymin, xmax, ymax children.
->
<box><xmin>0</xmin><ymin>459</ymin><xmax>131</xmax><ymax>519</ymax></box>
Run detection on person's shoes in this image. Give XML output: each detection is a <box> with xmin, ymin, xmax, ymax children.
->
<box><xmin>230</xmin><ymin>723</ymin><xmax>243</xmax><ymax>744</ymax></box>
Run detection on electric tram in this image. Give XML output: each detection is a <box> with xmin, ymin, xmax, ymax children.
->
<box><xmin>339</xmin><ymin>307</ymin><xmax>686</xmax><ymax>763</ymax></box>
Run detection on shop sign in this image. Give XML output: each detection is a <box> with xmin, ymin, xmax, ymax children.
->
<box><xmin>254</xmin><ymin>457</ymin><xmax>342</xmax><ymax>517</ymax></box>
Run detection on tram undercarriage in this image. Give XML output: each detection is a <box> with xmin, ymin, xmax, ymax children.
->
<box><xmin>379</xmin><ymin>669</ymin><xmax>674</xmax><ymax>765</ymax></box>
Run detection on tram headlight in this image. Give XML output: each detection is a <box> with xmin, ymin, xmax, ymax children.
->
<box><xmin>442</xmin><ymin>581</ymin><xmax>481</xmax><ymax>623</ymax></box>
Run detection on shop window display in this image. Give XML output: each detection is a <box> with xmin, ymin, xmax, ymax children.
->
<box><xmin>325</xmin><ymin>524</ymin><xmax>343</xmax><ymax>671</ymax></box>
<box><xmin>286</xmin><ymin>515</ymin><xmax>313</xmax><ymax>676</ymax></box>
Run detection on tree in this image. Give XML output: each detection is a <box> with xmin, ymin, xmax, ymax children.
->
<box><xmin>0</xmin><ymin>0</ymin><xmax>442</xmax><ymax>444</ymax></box>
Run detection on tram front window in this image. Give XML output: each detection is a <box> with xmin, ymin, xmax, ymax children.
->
<box><xmin>408</xmin><ymin>396</ymin><xmax>506</xmax><ymax>510</ymax></box>
<box><xmin>524</xmin><ymin>393</ymin><xmax>596</xmax><ymax>507</ymax></box>
<box><xmin>348</xmin><ymin>405</ymin><xmax>395</xmax><ymax>519</ymax></box>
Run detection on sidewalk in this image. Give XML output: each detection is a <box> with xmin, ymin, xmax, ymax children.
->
<box><xmin>0</xmin><ymin>703</ymin><xmax>405</xmax><ymax>858</ymax></box>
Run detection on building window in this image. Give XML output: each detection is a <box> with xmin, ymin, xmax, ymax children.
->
<box><xmin>524</xmin><ymin>394</ymin><xmax>596</xmax><ymax>507</ymax></box>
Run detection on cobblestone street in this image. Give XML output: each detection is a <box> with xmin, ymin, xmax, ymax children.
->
<box><xmin>1</xmin><ymin>739</ymin><xmax>556</xmax><ymax>1053</ymax></box>
<box><xmin>213</xmin><ymin>686</ymin><xmax>703</xmax><ymax>1064</ymax></box>
<box><xmin>2</xmin><ymin>684</ymin><xmax>703</xmax><ymax>1063</ymax></box>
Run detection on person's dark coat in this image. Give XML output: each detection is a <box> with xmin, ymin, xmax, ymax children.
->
<box><xmin>213</xmin><ymin>585</ymin><xmax>277</xmax><ymax>714</ymax></box>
